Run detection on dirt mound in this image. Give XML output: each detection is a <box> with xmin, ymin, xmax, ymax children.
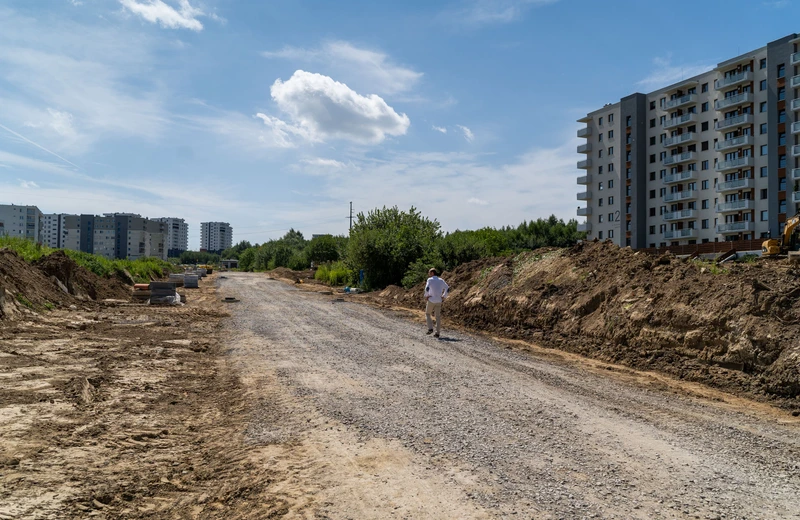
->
<box><xmin>0</xmin><ymin>249</ymin><xmax>74</xmax><ymax>319</ymax></box>
<box><xmin>34</xmin><ymin>251</ymin><xmax>131</xmax><ymax>301</ymax></box>
<box><xmin>370</xmin><ymin>241</ymin><xmax>800</xmax><ymax>407</ymax></box>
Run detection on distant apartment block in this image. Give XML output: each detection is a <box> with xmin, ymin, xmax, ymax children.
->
<box><xmin>156</xmin><ymin>217</ymin><xmax>189</xmax><ymax>257</ymax></box>
<box><xmin>0</xmin><ymin>204</ymin><xmax>43</xmax><ymax>244</ymax></box>
<box><xmin>577</xmin><ymin>33</ymin><xmax>800</xmax><ymax>248</ymax></box>
<box><xmin>200</xmin><ymin>222</ymin><xmax>232</xmax><ymax>253</ymax></box>
<box><xmin>62</xmin><ymin>213</ymin><xmax>168</xmax><ymax>260</ymax></box>
<box><xmin>42</xmin><ymin>213</ymin><xmax>67</xmax><ymax>249</ymax></box>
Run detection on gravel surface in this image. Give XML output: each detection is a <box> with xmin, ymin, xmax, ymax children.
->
<box><xmin>221</xmin><ymin>273</ymin><xmax>800</xmax><ymax>519</ymax></box>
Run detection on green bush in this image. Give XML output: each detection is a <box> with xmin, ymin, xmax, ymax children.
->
<box><xmin>314</xmin><ymin>262</ymin><xmax>352</xmax><ymax>286</ymax></box>
<box><xmin>0</xmin><ymin>236</ymin><xmax>54</xmax><ymax>262</ymax></box>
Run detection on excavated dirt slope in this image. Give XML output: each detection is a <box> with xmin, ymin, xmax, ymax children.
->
<box><xmin>372</xmin><ymin>241</ymin><xmax>800</xmax><ymax>409</ymax></box>
<box><xmin>0</xmin><ymin>249</ymin><xmax>131</xmax><ymax>319</ymax></box>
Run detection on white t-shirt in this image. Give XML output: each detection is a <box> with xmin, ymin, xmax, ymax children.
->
<box><xmin>424</xmin><ymin>276</ymin><xmax>450</xmax><ymax>303</ymax></box>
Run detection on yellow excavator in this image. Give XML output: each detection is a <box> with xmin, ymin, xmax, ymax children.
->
<box><xmin>762</xmin><ymin>212</ymin><xmax>800</xmax><ymax>260</ymax></box>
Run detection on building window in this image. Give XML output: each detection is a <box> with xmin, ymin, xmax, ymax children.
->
<box><xmin>702</xmin><ymin>219</ymin><xmax>709</xmax><ymax>229</ymax></box>
<box><xmin>701</xmin><ymin>160</ymin><xmax>709</xmax><ymax>170</ymax></box>
<box><xmin>779</xmin><ymin>132</ymin><xmax>786</xmax><ymax>146</ymax></box>
<box><xmin>608</xmin><ymin>179</ymin><xmax>614</xmax><ymax>189</ymax></box>
<box><xmin>660</xmin><ymin>115</ymin><xmax>666</xmax><ymax>125</ymax></box>
<box><xmin>702</xmin><ymin>199</ymin><xmax>709</xmax><ymax>209</ymax></box>
<box><xmin>761</xmin><ymin>166</ymin><xmax>768</xmax><ymax>177</ymax></box>
<box><xmin>650</xmin><ymin>118</ymin><xmax>656</xmax><ymax>128</ymax></box>
<box><xmin>599</xmin><ymin>214</ymin><xmax>604</xmax><ymax>223</ymax></box>
<box><xmin>598</xmin><ymin>181</ymin><xmax>604</xmax><ymax>191</ymax></box>
<box><xmin>761</xmin><ymin>123</ymin><xmax>768</xmax><ymax>134</ymax></box>
<box><xmin>649</xmin><ymin>101</ymin><xmax>655</xmax><ymax>110</ymax></box>
<box><xmin>650</xmin><ymin>171</ymin><xmax>656</xmax><ymax>181</ymax></box>
<box><xmin>779</xmin><ymin>87</ymin><xmax>785</xmax><ymax>101</ymax></box>
<box><xmin>649</xmin><ymin>207</ymin><xmax>656</xmax><ymax>216</ymax></box>
<box><xmin>760</xmin><ymin>58</ymin><xmax>767</xmax><ymax>69</ymax></box>
<box><xmin>701</xmin><ymin>83</ymin><xmax>708</xmax><ymax>93</ymax></box>
<box><xmin>649</xmin><ymin>136</ymin><xmax>656</xmax><ymax>146</ymax></box>
<box><xmin>599</xmin><ymin>149</ymin><xmax>603</xmax><ymax>158</ymax></box>
<box><xmin>599</xmin><ymin>133</ymin><xmax>603</xmax><ymax>142</ymax></box>
<box><xmin>760</xmin><ymin>101</ymin><xmax>767</xmax><ymax>113</ymax></box>
<box><xmin>761</xmin><ymin>210</ymin><xmax>768</xmax><ymax>221</ymax></box>
<box><xmin>761</xmin><ymin>144</ymin><xmax>768</xmax><ymax>156</ymax></box>
<box><xmin>660</xmin><ymin>187</ymin><xmax>667</xmax><ymax>197</ymax></box>
<box><xmin>701</xmin><ymin>180</ymin><xmax>709</xmax><ymax>190</ymax></box>
<box><xmin>626</xmin><ymin>115</ymin><xmax>632</xmax><ymax>127</ymax></box>
<box><xmin>778</xmin><ymin>63</ymin><xmax>785</xmax><ymax>78</ymax></box>
<box><xmin>780</xmin><ymin>177</ymin><xmax>787</xmax><ymax>191</ymax></box>
<box><xmin>599</xmin><ymin>116</ymin><xmax>604</xmax><ymax>126</ymax></box>
<box><xmin>598</xmin><ymin>231</ymin><xmax>603</xmax><ymax>240</ymax></box>
<box><xmin>608</xmin><ymin>114</ymin><xmax>614</xmax><ymax>123</ymax></box>
<box><xmin>760</xmin><ymin>79</ymin><xmax>767</xmax><ymax>91</ymax></box>
<box><xmin>599</xmin><ymin>198</ymin><xmax>604</xmax><ymax>207</ymax></box>
<box><xmin>649</xmin><ymin>225</ymin><xmax>656</xmax><ymax>234</ymax></box>
<box><xmin>701</xmin><ymin>121</ymin><xmax>709</xmax><ymax>132</ymax></box>
<box><xmin>608</xmin><ymin>196</ymin><xmax>614</xmax><ymax>205</ymax></box>
<box><xmin>780</xmin><ymin>200</ymin><xmax>787</xmax><ymax>213</ymax></box>
<box><xmin>761</xmin><ymin>189</ymin><xmax>768</xmax><ymax>199</ymax></box>
<box><xmin>779</xmin><ymin>154</ymin><xmax>786</xmax><ymax>168</ymax></box>
<box><xmin>649</xmin><ymin>189</ymin><xmax>656</xmax><ymax>199</ymax></box>
<box><xmin>608</xmin><ymin>146</ymin><xmax>614</xmax><ymax>156</ymax></box>
<box><xmin>779</xmin><ymin>109</ymin><xmax>786</xmax><ymax>123</ymax></box>
<box><xmin>608</xmin><ymin>163</ymin><xmax>614</xmax><ymax>172</ymax></box>
<box><xmin>650</xmin><ymin>154</ymin><xmax>656</xmax><ymax>164</ymax></box>
<box><xmin>598</xmin><ymin>165</ymin><xmax>604</xmax><ymax>174</ymax></box>
<box><xmin>701</xmin><ymin>102</ymin><xmax>709</xmax><ymax>112</ymax></box>
<box><xmin>608</xmin><ymin>130</ymin><xmax>614</xmax><ymax>140</ymax></box>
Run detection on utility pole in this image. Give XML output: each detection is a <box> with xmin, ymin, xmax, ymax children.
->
<box><xmin>348</xmin><ymin>201</ymin><xmax>353</xmax><ymax>232</ymax></box>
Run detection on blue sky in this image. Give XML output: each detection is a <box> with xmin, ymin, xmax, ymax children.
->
<box><xmin>1</xmin><ymin>0</ymin><xmax>798</xmax><ymax>248</ymax></box>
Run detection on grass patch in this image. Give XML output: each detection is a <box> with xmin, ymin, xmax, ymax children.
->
<box><xmin>0</xmin><ymin>236</ymin><xmax>54</xmax><ymax>262</ymax></box>
<box><xmin>692</xmin><ymin>259</ymin><xmax>728</xmax><ymax>275</ymax></box>
<box><xmin>15</xmin><ymin>293</ymin><xmax>34</xmax><ymax>309</ymax></box>
<box><xmin>314</xmin><ymin>261</ymin><xmax>353</xmax><ymax>286</ymax></box>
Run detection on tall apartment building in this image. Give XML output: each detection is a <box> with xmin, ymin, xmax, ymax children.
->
<box><xmin>42</xmin><ymin>213</ymin><xmax>68</xmax><ymax>248</ymax></box>
<box><xmin>0</xmin><ymin>204</ymin><xmax>43</xmax><ymax>244</ymax></box>
<box><xmin>62</xmin><ymin>214</ymin><xmax>167</xmax><ymax>260</ymax></box>
<box><xmin>200</xmin><ymin>222</ymin><xmax>232</xmax><ymax>253</ymax></box>
<box><xmin>155</xmin><ymin>217</ymin><xmax>189</xmax><ymax>257</ymax></box>
<box><xmin>577</xmin><ymin>34</ymin><xmax>800</xmax><ymax>249</ymax></box>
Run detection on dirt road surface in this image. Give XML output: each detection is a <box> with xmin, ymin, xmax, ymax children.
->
<box><xmin>221</xmin><ymin>272</ymin><xmax>800</xmax><ymax>520</ymax></box>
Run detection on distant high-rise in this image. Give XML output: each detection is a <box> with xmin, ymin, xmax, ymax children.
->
<box><xmin>200</xmin><ymin>222</ymin><xmax>233</xmax><ymax>253</ymax></box>
<box><xmin>0</xmin><ymin>204</ymin><xmax>43</xmax><ymax>244</ymax></box>
<box><xmin>42</xmin><ymin>214</ymin><xmax>67</xmax><ymax>248</ymax></box>
<box><xmin>156</xmin><ymin>217</ymin><xmax>189</xmax><ymax>257</ymax></box>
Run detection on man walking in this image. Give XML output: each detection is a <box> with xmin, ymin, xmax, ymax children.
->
<box><xmin>424</xmin><ymin>268</ymin><xmax>449</xmax><ymax>338</ymax></box>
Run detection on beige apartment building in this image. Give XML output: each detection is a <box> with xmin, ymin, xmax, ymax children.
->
<box><xmin>577</xmin><ymin>34</ymin><xmax>799</xmax><ymax>248</ymax></box>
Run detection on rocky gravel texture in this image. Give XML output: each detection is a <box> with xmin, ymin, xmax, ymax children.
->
<box><xmin>222</xmin><ymin>273</ymin><xmax>800</xmax><ymax>519</ymax></box>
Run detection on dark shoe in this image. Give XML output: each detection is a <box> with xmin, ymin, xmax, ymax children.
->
<box><xmin>426</xmin><ymin>329</ymin><xmax>433</xmax><ymax>335</ymax></box>
<box><xmin>434</xmin><ymin>332</ymin><xmax>440</xmax><ymax>338</ymax></box>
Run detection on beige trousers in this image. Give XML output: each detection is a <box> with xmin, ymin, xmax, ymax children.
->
<box><xmin>426</xmin><ymin>301</ymin><xmax>442</xmax><ymax>333</ymax></box>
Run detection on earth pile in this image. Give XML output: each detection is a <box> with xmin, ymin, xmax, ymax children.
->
<box><xmin>373</xmin><ymin>241</ymin><xmax>800</xmax><ymax>405</ymax></box>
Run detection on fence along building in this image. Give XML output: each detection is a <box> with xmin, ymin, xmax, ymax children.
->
<box><xmin>200</xmin><ymin>222</ymin><xmax>233</xmax><ymax>253</ymax></box>
<box><xmin>577</xmin><ymin>33</ymin><xmax>800</xmax><ymax>249</ymax></box>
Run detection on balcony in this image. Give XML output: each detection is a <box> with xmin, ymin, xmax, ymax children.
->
<box><xmin>716</xmin><ymin>221</ymin><xmax>754</xmax><ymax>234</ymax></box>
<box><xmin>792</xmin><ymin>98</ymin><xmax>800</xmax><ymax>111</ymax></box>
<box><xmin>792</xmin><ymin>121</ymin><xmax>800</xmax><ymax>134</ymax></box>
<box><xmin>715</xmin><ymin>135</ymin><xmax>754</xmax><ymax>152</ymax></box>
<box><xmin>717</xmin><ymin>200</ymin><xmax>754</xmax><ymax>213</ymax></box>
<box><xmin>663</xmin><ymin>152</ymin><xmax>695</xmax><ymax>166</ymax></box>
<box><xmin>663</xmin><ymin>113</ymin><xmax>696</xmax><ymax>129</ymax></box>
<box><xmin>791</xmin><ymin>75</ymin><xmax>800</xmax><ymax>89</ymax></box>
<box><xmin>663</xmin><ymin>190</ymin><xmax>698</xmax><ymax>202</ymax></box>
<box><xmin>714</xmin><ymin>71</ymin><xmax>753</xmax><ymax>90</ymax></box>
<box><xmin>664</xmin><ymin>228</ymin><xmax>698</xmax><ymax>240</ymax></box>
<box><xmin>793</xmin><ymin>52</ymin><xmax>800</xmax><ymax>66</ymax></box>
<box><xmin>665</xmin><ymin>94</ymin><xmax>697</xmax><ymax>110</ymax></box>
<box><xmin>663</xmin><ymin>209</ymin><xmax>695</xmax><ymax>221</ymax></box>
<box><xmin>577</xmin><ymin>207</ymin><xmax>592</xmax><ymax>217</ymax></box>
<box><xmin>792</xmin><ymin>168</ymin><xmax>800</xmax><ymax>181</ymax></box>
<box><xmin>793</xmin><ymin>145</ymin><xmax>800</xmax><ymax>157</ymax></box>
<box><xmin>577</xmin><ymin>222</ymin><xmax>592</xmax><ymax>232</ymax></box>
<box><xmin>715</xmin><ymin>114</ymin><xmax>754</xmax><ymax>131</ymax></box>
<box><xmin>578</xmin><ymin>127</ymin><xmax>592</xmax><ymax>138</ymax></box>
<box><xmin>663</xmin><ymin>170</ymin><xmax>696</xmax><ymax>184</ymax></box>
<box><xmin>663</xmin><ymin>132</ymin><xmax>697</xmax><ymax>147</ymax></box>
<box><xmin>715</xmin><ymin>93</ymin><xmax>754</xmax><ymax>111</ymax></box>
<box><xmin>577</xmin><ymin>143</ymin><xmax>592</xmax><ymax>154</ymax></box>
<box><xmin>577</xmin><ymin>191</ymin><xmax>591</xmax><ymax>201</ymax></box>
<box><xmin>715</xmin><ymin>156</ymin><xmax>754</xmax><ymax>172</ymax></box>
<box><xmin>792</xmin><ymin>192</ymin><xmax>800</xmax><ymax>204</ymax></box>
<box><xmin>716</xmin><ymin>178</ymin><xmax>754</xmax><ymax>192</ymax></box>
<box><xmin>577</xmin><ymin>174</ymin><xmax>592</xmax><ymax>185</ymax></box>
<box><xmin>577</xmin><ymin>159</ymin><xmax>592</xmax><ymax>169</ymax></box>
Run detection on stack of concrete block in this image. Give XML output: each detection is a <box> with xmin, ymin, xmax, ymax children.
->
<box><xmin>149</xmin><ymin>282</ymin><xmax>181</xmax><ymax>305</ymax></box>
<box><xmin>198</xmin><ymin>268</ymin><xmax>208</xmax><ymax>278</ymax></box>
<box><xmin>168</xmin><ymin>273</ymin><xmax>185</xmax><ymax>287</ymax></box>
<box><xmin>184</xmin><ymin>274</ymin><xmax>199</xmax><ymax>288</ymax></box>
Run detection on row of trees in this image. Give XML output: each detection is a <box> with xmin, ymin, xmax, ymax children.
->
<box><xmin>213</xmin><ymin>207</ymin><xmax>584</xmax><ymax>290</ymax></box>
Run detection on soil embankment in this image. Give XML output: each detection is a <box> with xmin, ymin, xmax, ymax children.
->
<box><xmin>370</xmin><ymin>241</ymin><xmax>800</xmax><ymax>409</ymax></box>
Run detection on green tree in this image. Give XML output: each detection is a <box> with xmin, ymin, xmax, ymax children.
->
<box><xmin>304</xmin><ymin>235</ymin><xmax>340</xmax><ymax>264</ymax></box>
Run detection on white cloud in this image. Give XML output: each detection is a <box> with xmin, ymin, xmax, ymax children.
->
<box><xmin>432</xmin><ymin>125</ymin><xmax>447</xmax><ymax>134</ymax></box>
<box><xmin>637</xmin><ymin>56</ymin><xmax>714</xmax><ymax>90</ymax></box>
<box><xmin>267</xmin><ymin>70</ymin><xmax>411</xmax><ymax>145</ymax></box>
<box><xmin>303</xmin><ymin>158</ymin><xmax>347</xmax><ymax>168</ymax></box>
<box><xmin>446</xmin><ymin>0</ymin><xmax>558</xmax><ymax>27</ymax></box>
<box><xmin>456</xmin><ymin>125</ymin><xmax>474</xmax><ymax>142</ymax></box>
<box><xmin>467</xmin><ymin>197</ymin><xmax>488</xmax><ymax>206</ymax></box>
<box><xmin>47</xmin><ymin>109</ymin><xmax>78</xmax><ymax>139</ymax></box>
<box><xmin>18</xmin><ymin>179</ymin><xmax>40</xmax><ymax>189</ymax></box>
<box><xmin>262</xmin><ymin>41</ymin><xmax>423</xmax><ymax>96</ymax></box>
<box><xmin>120</xmin><ymin>0</ymin><xmax>206</xmax><ymax>31</ymax></box>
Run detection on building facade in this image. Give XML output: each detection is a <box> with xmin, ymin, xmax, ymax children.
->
<box><xmin>61</xmin><ymin>213</ymin><xmax>167</xmax><ymax>260</ymax></box>
<box><xmin>42</xmin><ymin>213</ymin><xmax>67</xmax><ymax>249</ymax></box>
<box><xmin>156</xmin><ymin>217</ymin><xmax>189</xmax><ymax>257</ymax></box>
<box><xmin>577</xmin><ymin>34</ymin><xmax>800</xmax><ymax>248</ymax></box>
<box><xmin>200</xmin><ymin>222</ymin><xmax>232</xmax><ymax>253</ymax></box>
<box><xmin>0</xmin><ymin>204</ymin><xmax>43</xmax><ymax>244</ymax></box>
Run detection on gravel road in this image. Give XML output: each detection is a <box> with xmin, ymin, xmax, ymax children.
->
<box><xmin>220</xmin><ymin>273</ymin><xmax>800</xmax><ymax>520</ymax></box>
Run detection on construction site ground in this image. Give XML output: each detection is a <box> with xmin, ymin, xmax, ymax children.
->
<box><xmin>1</xmin><ymin>264</ymin><xmax>798</xmax><ymax>519</ymax></box>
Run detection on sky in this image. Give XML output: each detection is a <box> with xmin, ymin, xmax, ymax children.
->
<box><xmin>1</xmin><ymin>0</ymin><xmax>798</xmax><ymax>249</ymax></box>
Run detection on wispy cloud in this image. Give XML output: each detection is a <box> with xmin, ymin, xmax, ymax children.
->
<box><xmin>303</xmin><ymin>158</ymin><xmax>347</xmax><ymax>168</ymax></box>
<box><xmin>262</xmin><ymin>41</ymin><xmax>423</xmax><ymax>96</ymax></box>
<box><xmin>432</xmin><ymin>125</ymin><xmax>447</xmax><ymax>134</ymax></box>
<box><xmin>636</xmin><ymin>56</ymin><xmax>714</xmax><ymax>90</ymax></box>
<box><xmin>119</xmin><ymin>0</ymin><xmax>209</xmax><ymax>31</ymax></box>
<box><xmin>18</xmin><ymin>179</ymin><xmax>40</xmax><ymax>189</ymax></box>
<box><xmin>444</xmin><ymin>0</ymin><xmax>559</xmax><ymax>27</ymax></box>
<box><xmin>467</xmin><ymin>197</ymin><xmax>488</xmax><ymax>205</ymax></box>
<box><xmin>763</xmin><ymin>0</ymin><xmax>789</xmax><ymax>7</ymax></box>
<box><xmin>456</xmin><ymin>125</ymin><xmax>474</xmax><ymax>142</ymax></box>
